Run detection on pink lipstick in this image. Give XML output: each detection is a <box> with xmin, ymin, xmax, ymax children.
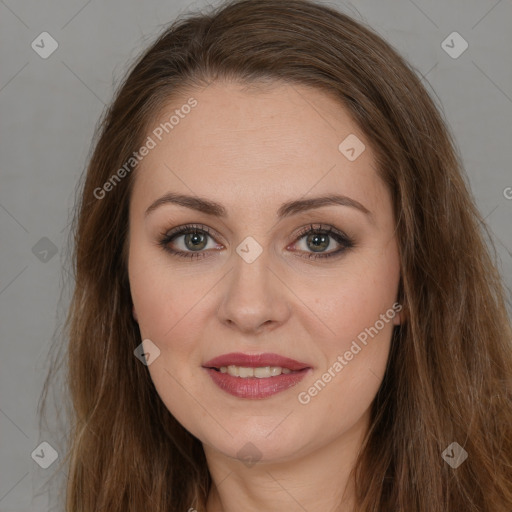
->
<box><xmin>202</xmin><ymin>352</ymin><xmax>312</xmax><ymax>399</ymax></box>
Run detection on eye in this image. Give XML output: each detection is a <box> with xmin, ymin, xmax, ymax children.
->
<box><xmin>158</xmin><ymin>223</ymin><xmax>354</xmax><ymax>260</ymax></box>
<box><xmin>158</xmin><ymin>223</ymin><xmax>222</xmax><ymax>260</ymax></box>
<box><xmin>289</xmin><ymin>223</ymin><xmax>355</xmax><ymax>260</ymax></box>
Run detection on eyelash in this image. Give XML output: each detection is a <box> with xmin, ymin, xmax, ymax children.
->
<box><xmin>157</xmin><ymin>223</ymin><xmax>355</xmax><ymax>261</ymax></box>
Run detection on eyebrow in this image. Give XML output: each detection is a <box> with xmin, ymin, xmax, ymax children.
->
<box><xmin>144</xmin><ymin>192</ymin><xmax>373</xmax><ymax>222</ymax></box>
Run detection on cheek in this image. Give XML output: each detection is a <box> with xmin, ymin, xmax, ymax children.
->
<box><xmin>293</xmin><ymin>298</ymin><xmax>398</xmax><ymax>445</ymax></box>
<box><xmin>296</xmin><ymin>242</ymin><xmax>400</xmax><ymax>348</ymax></box>
<box><xmin>294</xmin><ymin>245</ymin><xmax>400</xmax><ymax>408</ymax></box>
<box><xmin>128</xmin><ymin>241</ymin><xmax>211</xmax><ymax>342</ymax></box>
<box><xmin>128</xmin><ymin>252</ymin><xmax>213</xmax><ymax>435</ymax></box>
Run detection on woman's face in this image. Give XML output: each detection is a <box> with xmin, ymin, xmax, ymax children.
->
<box><xmin>128</xmin><ymin>80</ymin><xmax>401</xmax><ymax>464</ymax></box>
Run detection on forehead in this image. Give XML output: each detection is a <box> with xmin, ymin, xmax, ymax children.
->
<box><xmin>131</xmin><ymin>80</ymin><xmax>385</xmax><ymax>219</ymax></box>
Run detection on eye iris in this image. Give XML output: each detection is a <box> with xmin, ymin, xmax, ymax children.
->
<box><xmin>307</xmin><ymin>232</ymin><xmax>329</xmax><ymax>252</ymax></box>
<box><xmin>185</xmin><ymin>231</ymin><xmax>207</xmax><ymax>251</ymax></box>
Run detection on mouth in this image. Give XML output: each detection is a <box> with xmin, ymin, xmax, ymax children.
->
<box><xmin>202</xmin><ymin>352</ymin><xmax>312</xmax><ymax>399</ymax></box>
<box><xmin>209</xmin><ymin>365</ymin><xmax>299</xmax><ymax>377</ymax></box>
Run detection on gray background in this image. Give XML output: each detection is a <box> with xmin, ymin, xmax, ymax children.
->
<box><xmin>1</xmin><ymin>0</ymin><xmax>511</xmax><ymax>510</ymax></box>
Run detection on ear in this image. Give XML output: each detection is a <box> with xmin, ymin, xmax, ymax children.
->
<box><xmin>392</xmin><ymin>304</ymin><xmax>406</xmax><ymax>326</ymax></box>
<box><xmin>132</xmin><ymin>305</ymin><xmax>138</xmax><ymax>323</ymax></box>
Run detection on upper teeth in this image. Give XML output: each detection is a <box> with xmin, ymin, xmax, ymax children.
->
<box><xmin>220</xmin><ymin>365</ymin><xmax>292</xmax><ymax>378</ymax></box>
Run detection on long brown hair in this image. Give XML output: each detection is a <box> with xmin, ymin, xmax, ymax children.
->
<box><xmin>39</xmin><ymin>0</ymin><xmax>512</xmax><ymax>510</ymax></box>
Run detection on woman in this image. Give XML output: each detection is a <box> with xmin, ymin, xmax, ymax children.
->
<box><xmin>40</xmin><ymin>0</ymin><xmax>512</xmax><ymax>510</ymax></box>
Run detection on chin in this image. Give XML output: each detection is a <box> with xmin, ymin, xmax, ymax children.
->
<box><xmin>200</xmin><ymin>419</ymin><xmax>316</xmax><ymax>464</ymax></box>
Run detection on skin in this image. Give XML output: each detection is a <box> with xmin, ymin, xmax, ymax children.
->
<box><xmin>128</xmin><ymin>80</ymin><xmax>402</xmax><ymax>512</ymax></box>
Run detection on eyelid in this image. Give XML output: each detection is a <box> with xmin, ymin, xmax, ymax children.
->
<box><xmin>291</xmin><ymin>223</ymin><xmax>351</xmax><ymax>243</ymax></box>
<box><xmin>161</xmin><ymin>223</ymin><xmax>225</xmax><ymax>245</ymax></box>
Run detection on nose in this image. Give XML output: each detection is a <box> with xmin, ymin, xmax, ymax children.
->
<box><xmin>216</xmin><ymin>244</ymin><xmax>291</xmax><ymax>335</ymax></box>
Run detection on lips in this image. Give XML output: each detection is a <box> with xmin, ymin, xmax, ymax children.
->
<box><xmin>202</xmin><ymin>352</ymin><xmax>311</xmax><ymax>371</ymax></box>
<box><xmin>202</xmin><ymin>352</ymin><xmax>312</xmax><ymax>399</ymax></box>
